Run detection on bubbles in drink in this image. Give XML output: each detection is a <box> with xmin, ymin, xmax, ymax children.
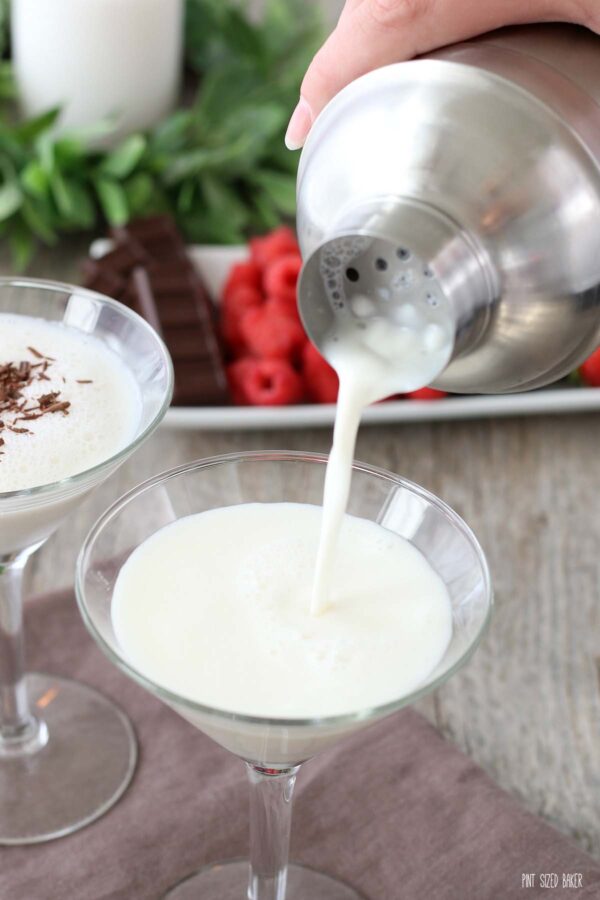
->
<box><xmin>423</xmin><ymin>323</ymin><xmax>446</xmax><ymax>352</ymax></box>
<box><xmin>392</xmin><ymin>271</ymin><xmax>413</xmax><ymax>289</ymax></box>
<box><xmin>393</xmin><ymin>304</ymin><xmax>422</xmax><ymax>328</ymax></box>
<box><xmin>351</xmin><ymin>295</ymin><xmax>376</xmax><ymax>317</ymax></box>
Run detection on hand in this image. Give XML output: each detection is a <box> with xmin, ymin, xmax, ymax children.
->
<box><xmin>285</xmin><ymin>0</ymin><xmax>597</xmax><ymax>150</ymax></box>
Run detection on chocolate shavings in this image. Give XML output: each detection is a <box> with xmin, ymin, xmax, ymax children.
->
<box><xmin>0</xmin><ymin>351</ymin><xmax>75</xmax><ymax>459</ymax></box>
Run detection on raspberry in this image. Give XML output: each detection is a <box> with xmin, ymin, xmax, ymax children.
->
<box><xmin>222</xmin><ymin>284</ymin><xmax>263</xmax><ymax>321</ymax></box>
<box><xmin>241</xmin><ymin>306</ymin><xmax>306</xmax><ymax>360</ymax></box>
<box><xmin>301</xmin><ymin>342</ymin><xmax>339</xmax><ymax>404</ymax></box>
<box><xmin>265</xmin><ymin>293</ymin><xmax>301</xmax><ymax>323</ymax></box>
<box><xmin>249</xmin><ymin>226</ymin><xmax>299</xmax><ymax>270</ymax></box>
<box><xmin>263</xmin><ymin>254</ymin><xmax>302</xmax><ymax>305</ymax></box>
<box><xmin>579</xmin><ymin>347</ymin><xmax>600</xmax><ymax>386</ymax></box>
<box><xmin>228</xmin><ymin>357</ymin><xmax>304</xmax><ymax>406</ymax></box>
<box><xmin>226</xmin><ymin>358</ymin><xmax>256</xmax><ymax>404</ymax></box>
<box><xmin>221</xmin><ymin>313</ymin><xmax>247</xmax><ymax>358</ymax></box>
<box><xmin>405</xmin><ymin>387</ymin><xmax>447</xmax><ymax>400</ymax></box>
<box><xmin>222</xmin><ymin>260</ymin><xmax>262</xmax><ymax>302</ymax></box>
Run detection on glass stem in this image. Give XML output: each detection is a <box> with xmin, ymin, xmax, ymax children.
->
<box><xmin>0</xmin><ymin>556</ymin><xmax>41</xmax><ymax>753</ymax></box>
<box><xmin>246</xmin><ymin>763</ymin><xmax>300</xmax><ymax>900</ymax></box>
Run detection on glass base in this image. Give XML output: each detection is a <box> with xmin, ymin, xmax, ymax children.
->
<box><xmin>165</xmin><ymin>859</ymin><xmax>367</xmax><ymax>899</ymax></box>
<box><xmin>0</xmin><ymin>673</ymin><xmax>137</xmax><ymax>845</ymax></box>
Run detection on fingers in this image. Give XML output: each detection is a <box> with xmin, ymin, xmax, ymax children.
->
<box><xmin>285</xmin><ymin>0</ymin><xmax>425</xmax><ymax>150</ymax></box>
<box><xmin>285</xmin><ymin>0</ymin><xmax>592</xmax><ymax>151</ymax></box>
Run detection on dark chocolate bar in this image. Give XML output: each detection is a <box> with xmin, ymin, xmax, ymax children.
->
<box><xmin>126</xmin><ymin>266</ymin><xmax>229</xmax><ymax>406</ymax></box>
<box><xmin>82</xmin><ymin>267</ymin><xmax>126</xmax><ymax>301</ymax></box>
<box><xmin>111</xmin><ymin>215</ymin><xmax>189</xmax><ymax>266</ymax></box>
<box><xmin>82</xmin><ymin>240</ymin><xmax>148</xmax><ymax>282</ymax></box>
<box><xmin>82</xmin><ymin>216</ymin><xmax>230</xmax><ymax>406</ymax></box>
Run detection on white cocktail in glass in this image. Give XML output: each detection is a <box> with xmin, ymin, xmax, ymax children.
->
<box><xmin>0</xmin><ymin>278</ymin><xmax>173</xmax><ymax>844</ymax></box>
<box><xmin>76</xmin><ymin>451</ymin><xmax>492</xmax><ymax>899</ymax></box>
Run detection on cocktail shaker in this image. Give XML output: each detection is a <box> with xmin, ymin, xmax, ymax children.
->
<box><xmin>296</xmin><ymin>24</ymin><xmax>600</xmax><ymax>393</ymax></box>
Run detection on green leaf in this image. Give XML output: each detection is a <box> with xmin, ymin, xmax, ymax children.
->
<box><xmin>165</xmin><ymin>103</ymin><xmax>287</xmax><ymax>184</ymax></box>
<box><xmin>0</xmin><ymin>124</ymin><xmax>28</xmax><ymax>162</ymax></box>
<box><xmin>35</xmin><ymin>131</ymin><xmax>55</xmax><ymax>173</ymax></box>
<box><xmin>0</xmin><ymin>0</ymin><xmax>10</xmax><ymax>59</ymax></box>
<box><xmin>200</xmin><ymin>174</ymin><xmax>249</xmax><ymax>230</ymax></box>
<box><xmin>8</xmin><ymin>221</ymin><xmax>35</xmax><ymax>271</ymax></box>
<box><xmin>163</xmin><ymin>146</ymin><xmax>231</xmax><ymax>184</ymax></box>
<box><xmin>150</xmin><ymin>110</ymin><xmax>193</xmax><ymax>155</ymax></box>
<box><xmin>263</xmin><ymin>0</ymin><xmax>312</xmax><ymax>55</ymax></box>
<box><xmin>0</xmin><ymin>62</ymin><xmax>15</xmax><ymax>102</ymax></box>
<box><xmin>21</xmin><ymin>161</ymin><xmax>50</xmax><ymax>197</ymax></box>
<box><xmin>0</xmin><ymin>180</ymin><xmax>22</xmax><ymax>221</ymax></box>
<box><xmin>21</xmin><ymin>198</ymin><xmax>57</xmax><ymax>243</ymax></box>
<box><xmin>100</xmin><ymin>134</ymin><xmax>146</xmax><ymax>179</ymax></box>
<box><xmin>50</xmin><ymin>171</ymin><xmax>96</xmax><ymax>227</ymax></box>
<box><xmin>123</xmin><ymin>172</ymin><xmax>159</xmax><ymax>216</ymax></box>
<box><xmin>15</xmin><ymin>108</ymin><xmax>61</xmax><ymax>145</ymax></box>
<box><xmin>67</xmin><ymin>117</ymin><xmax>117</xmax><ymax>146</ymax></box>
<box><xmin>209</xmin><ymin>6</ymin><xmax>266</xmax><ymax>66</ymax></box>
<box><xmin>54</xmin><ymin>137</ymin><xmax>87</xmax><ymax>169</ymax></box>
<box><xmin>179</xmin><ymin>205</ymin><xmax>245</xmax><ymax>245</ymax></box>
<box><xmin>64</xmin><ymin>181</ymin><xmax>96</xmax><ymax>228</ymax></box>
<box><xmin>193</xmin><ymin>60</ymin><xmax>264</xmax><ymax>128</ymax></box>
<box><xmin>94</xmin><ymin>177</ymin><xmax>128</xmax><ymax>226</ymax></box>
<box><xmin>49</xmin><ymin>170</ymin><xmax>74</xmax><ymax>217</ymax></box>
<box><xmin>176</xmin><ymin>179</ymin><xmax>195</xmax><ymax>215</ymax></box>
<box><xmin>264</xmin><ymin>139</ymin><xmax>301</xmax><ymax>175</ymax></box>
<box><xmin>250</xmin><ymin>191</ymin><xmax>280</xmax><ymax>232</ymax></box>
<box><xmin>250</xmin><ymin>170</ymin><xmax>296</xmax><ymax>215</ymax></box>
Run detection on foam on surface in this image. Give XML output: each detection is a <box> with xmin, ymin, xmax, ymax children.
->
<box><xmin>112</xmin><ymin>502</ymin><xmax>452</xmax><ymax>719</ymax></box>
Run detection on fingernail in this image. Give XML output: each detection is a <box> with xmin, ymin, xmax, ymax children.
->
<box><xmin>285</xmin><ymin>97</ymin><xmax>313</xmax><ymax>150</ymax></box>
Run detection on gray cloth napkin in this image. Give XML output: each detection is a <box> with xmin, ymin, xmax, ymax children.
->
<box><xmin>1</xmin><ymin>588</ymin><xmax>599</xmax><ymax>900</ymax></box>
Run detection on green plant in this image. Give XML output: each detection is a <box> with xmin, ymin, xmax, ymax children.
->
<box><xmin>0</xmin><ymin>0</ymin><xmax>322</xmax><ymax>267</ymax></box>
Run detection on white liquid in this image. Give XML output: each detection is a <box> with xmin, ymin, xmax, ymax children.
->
<box><xmin>0</xmin><ymin>314</ymin><xmax>141</xmax><ymax>493</ymax></box>
<box><xmin>311</xmin><ymin>315</ymin><xmax>453</xmax><ymax>614</ymax></box>
<box><xmin>113</xmin><ymin>503</ymin><xmax>452</xmax><ymax>721</ymax></box>
<box><xmin>12</xmin><ymin>0</ymin><xmax>182</xmax><ymax>143</ymax></box>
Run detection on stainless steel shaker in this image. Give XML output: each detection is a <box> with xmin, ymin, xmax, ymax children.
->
<box><xmin>296</xmin><ymin>24</ymin><xmax>600</xmax><ymax>393</ymax></box>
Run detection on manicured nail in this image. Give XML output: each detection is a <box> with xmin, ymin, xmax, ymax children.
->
<box><xmin>285</xmin><ymin>97</ymin><xmax>313</xmax><ymax>150</ymax></box>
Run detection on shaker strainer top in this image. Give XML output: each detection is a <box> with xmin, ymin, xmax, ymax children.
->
<box><xmin>297</xmin><ymin>226</ymin><xmax>457</xmax><ymax>394</ymax></box>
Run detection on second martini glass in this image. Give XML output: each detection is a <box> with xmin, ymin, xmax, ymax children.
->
<box><xmin>77</xmin><ymin>451</ymin><xmax>492</xmax><ymax>900</ymax></box>
<box><xmin>0</xmin><ymin>278</ymin><xmax>173</xmax><ymax>844</ymax></box>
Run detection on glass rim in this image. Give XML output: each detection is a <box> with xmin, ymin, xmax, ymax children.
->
<box><xmin>76</xmin><ymin>450</ymin><xmax>493</xmax><ymax>730</ymax></box>
<box><xmin>0</xmin><ymin>276</ymin><xmax>174</xmax><ymax>503</ymax></box>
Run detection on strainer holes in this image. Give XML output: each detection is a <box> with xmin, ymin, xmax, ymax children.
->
<box><xmin>345</xmin><ymin>267</ymin><xmax>360</xmax><ymax>282</ymax></box>
<box><xmin>375</xmin><ymin>258</ymin><xmax>388</xmax><ymax>271</ymax></box>
<box><xmin>396</xmin><ymin>248</ymin><xmax>411</xmax><ymax>261</ymax></box>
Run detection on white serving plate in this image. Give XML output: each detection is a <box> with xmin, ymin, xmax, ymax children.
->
<box><xmin>91</xmin><ymin>241</ymin><xmax>600</xmax><ymax>430</ymax></box>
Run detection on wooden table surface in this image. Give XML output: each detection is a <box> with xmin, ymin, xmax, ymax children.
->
<box><xmin>12</xmin><ymin>241</ymin><xmax>600</xmax><ymax>860</ymax></box>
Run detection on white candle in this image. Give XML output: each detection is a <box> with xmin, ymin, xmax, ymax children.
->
<box><xmin>12</xmin><ymin>0</ymin><xmax>183</xmax><ymax>142</ymax></box>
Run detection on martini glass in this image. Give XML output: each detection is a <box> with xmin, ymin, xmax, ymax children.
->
<box><xmin>76</xmin><ymin>451</ymin><xmax>492</xmax><ymax>900</ymax></box>
<box><xmin>0</xmin><ymin>278</ymin><xmax>173</xmax><ymax>844</ymax></box>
